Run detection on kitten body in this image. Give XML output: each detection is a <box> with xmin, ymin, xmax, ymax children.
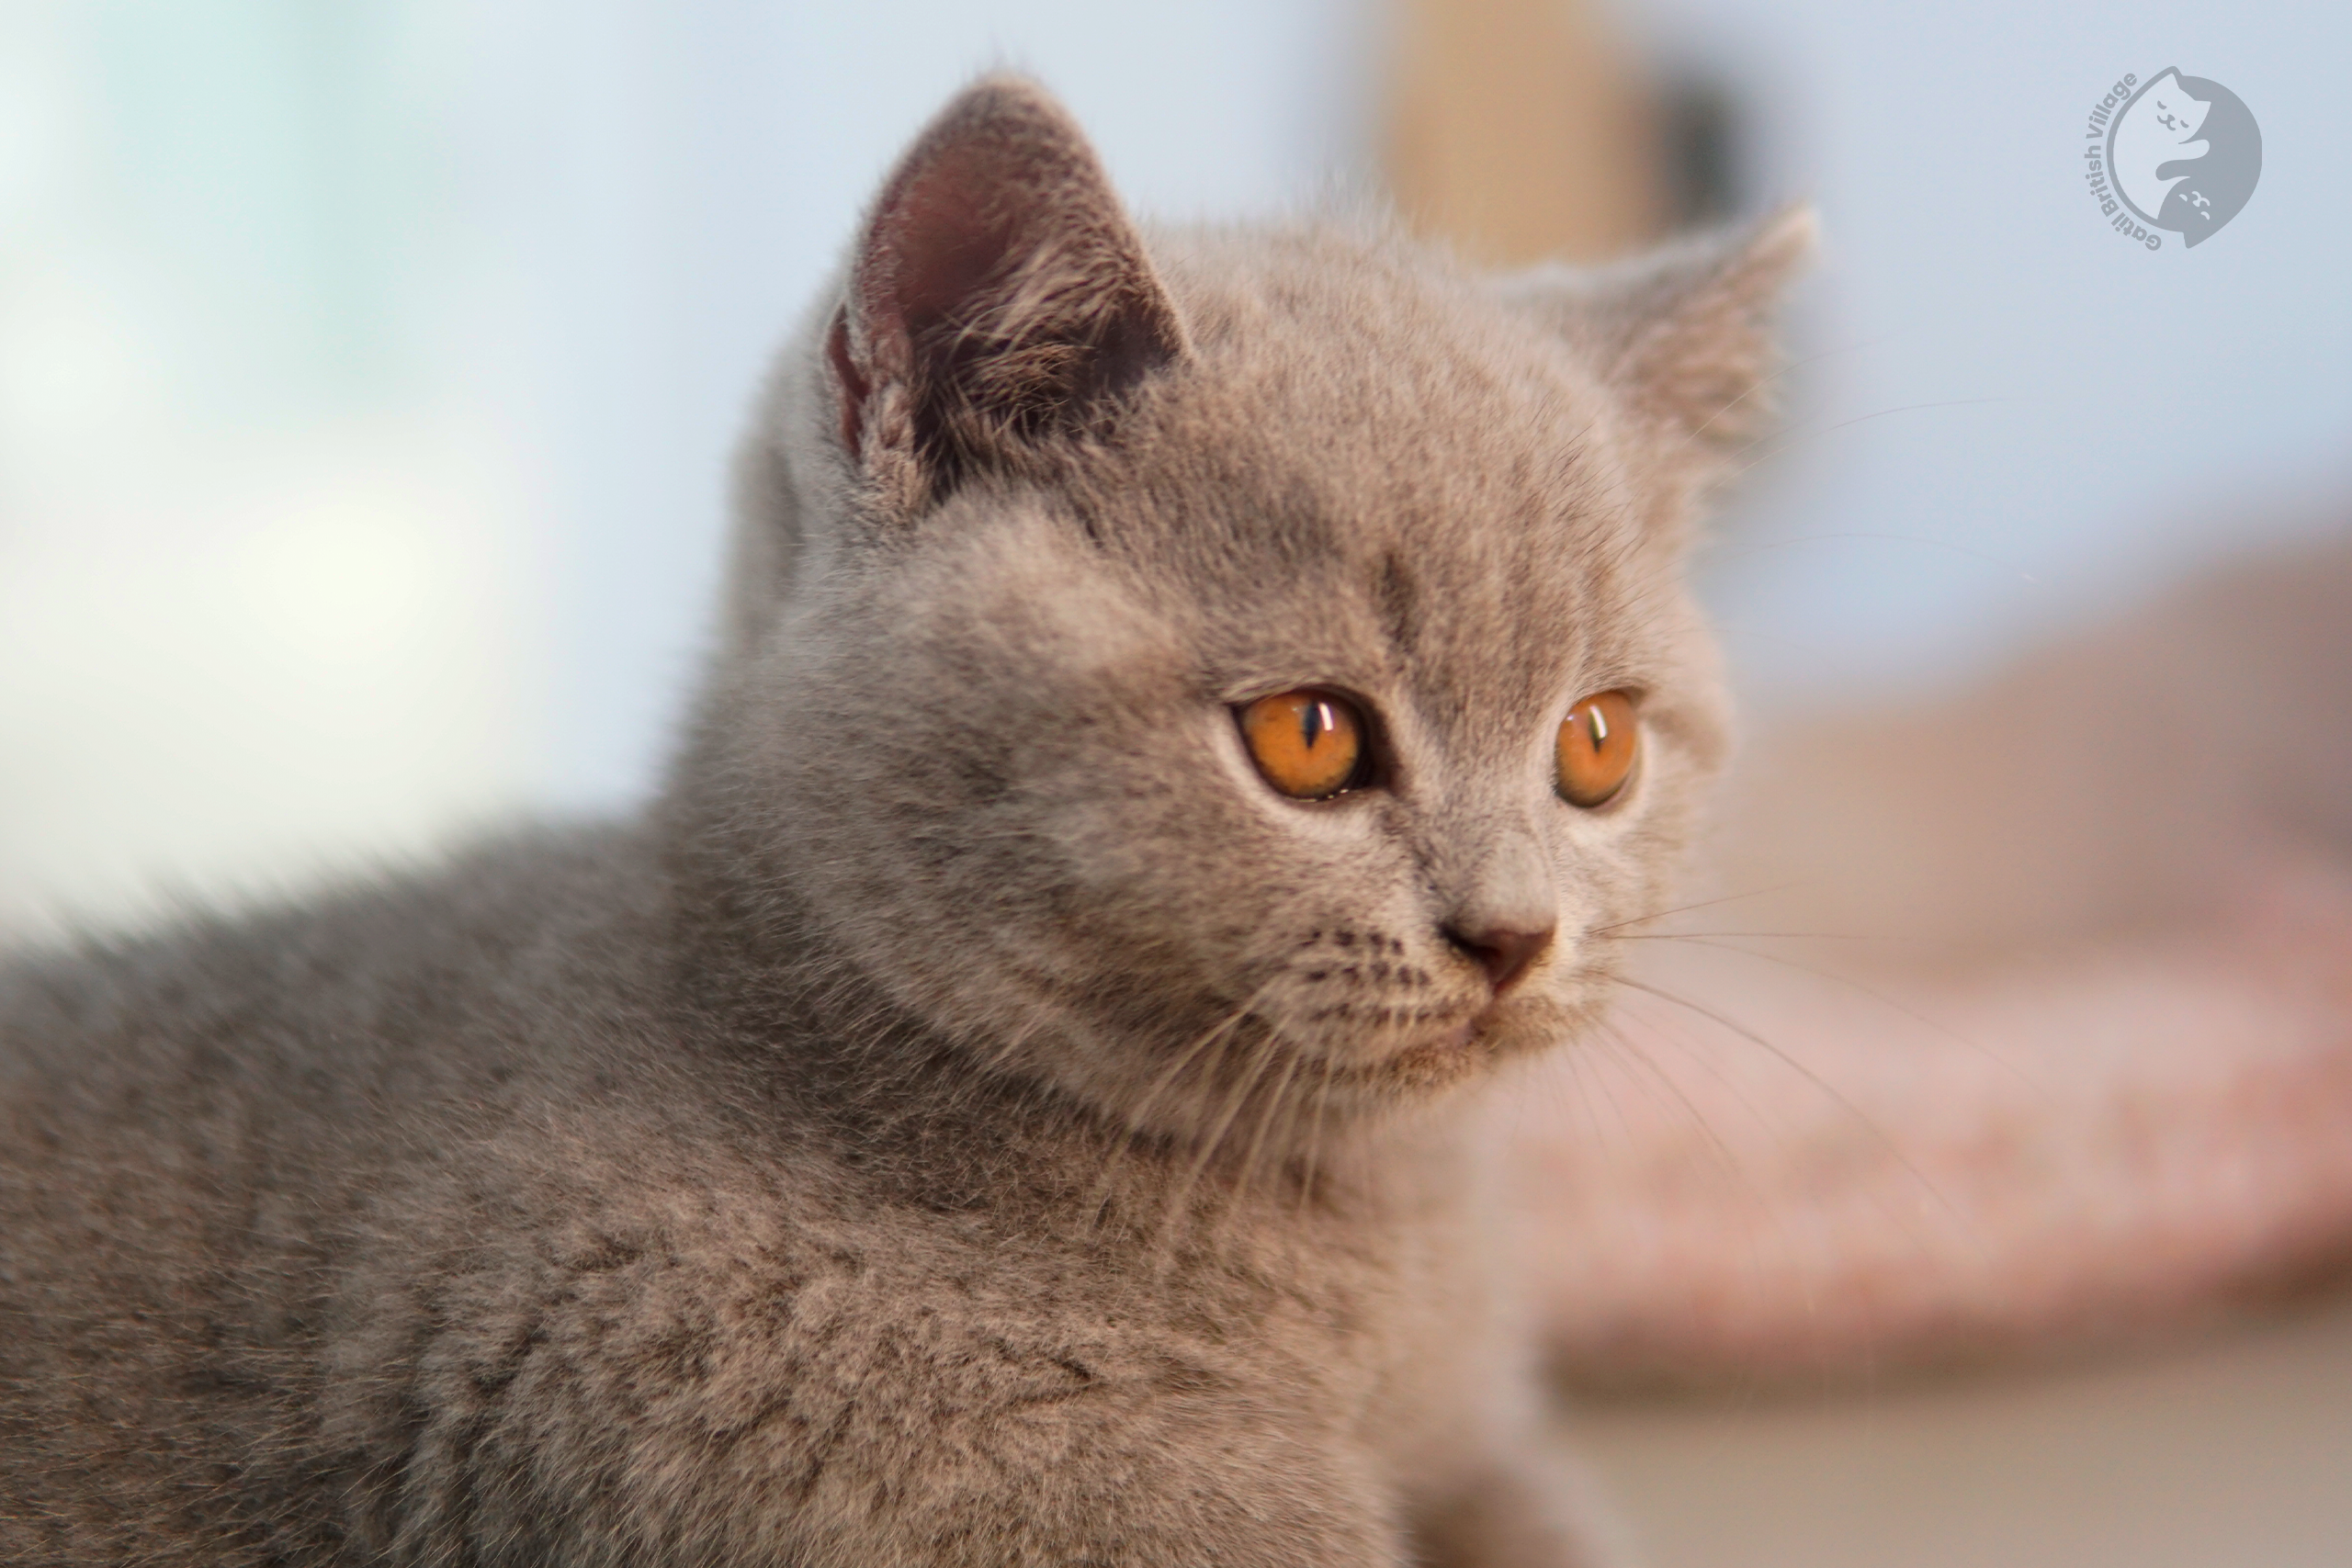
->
<box><xmin>0</xmin><ymin>81</ymin><xmax>1803</xmax><ymax>1565</ymax></box>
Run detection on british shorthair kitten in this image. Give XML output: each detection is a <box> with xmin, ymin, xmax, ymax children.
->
<box><xmin>0</xmin><ymin>79</ymin><xmax>1806</xmax><ymax>1565</ymax></box>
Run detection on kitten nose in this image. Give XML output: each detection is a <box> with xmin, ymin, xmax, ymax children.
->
<box><xmin>1442</xmin><ymin>919</ymin><xmax>1555</xmax><ymax>996</ymax></box>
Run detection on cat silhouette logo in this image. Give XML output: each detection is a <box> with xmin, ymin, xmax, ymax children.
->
<box><xmin>2082</xmin><ymin>69</ymin><xmax>2261</xmax><ymax>250</ymax></box>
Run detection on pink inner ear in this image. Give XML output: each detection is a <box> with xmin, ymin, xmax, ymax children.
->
<box><xmin>826</xmin><ymin>308</ymin><xmax>868</xmax><ymax>456</ymax></box>
<box><xmin>830</xmin><ymin>79</ymin><xmax>1185</xmax><ymax>488</ymax></box>
<box><xmin>843</xmin><ymin>140</ymin><xmax>1026</xmax><ymax>423</ymax></box>
<box><xmin>877</xmin><ymin>145</ymin><xmax>1021</xmax><ymax>336</ymax></box>
<box><xmin>834</xmin><ymin>141</ymin><xmax>1029</xmax><ymax>462</ymax></box>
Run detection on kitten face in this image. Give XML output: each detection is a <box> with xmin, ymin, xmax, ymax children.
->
<box><xmin>689</xmin><ymin>81</ymin><xmax>1802</xmax><ymax>1141</ymax></box>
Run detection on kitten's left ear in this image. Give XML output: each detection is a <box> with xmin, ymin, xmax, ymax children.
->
<box><xmin>829</xmin><ymin>76</ymin><xmax>1189</xmax><ymax>516</ymax></box>
<box><xmin>1501</xmin><ymin>206</ymin><xmax>1815</xmax><ymax>464</ymax></box>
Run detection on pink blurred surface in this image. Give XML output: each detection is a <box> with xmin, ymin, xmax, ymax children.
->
<box><xmin>1507</xmin><ymin>860</ymin><xmax>2352</xmax><ymax>1387</ymax></box>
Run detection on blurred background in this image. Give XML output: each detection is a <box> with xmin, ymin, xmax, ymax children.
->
<box><xmin>3</xmin><ymin>1</ymin><xmax>2348</xmax><ymax>1560</ymax></box>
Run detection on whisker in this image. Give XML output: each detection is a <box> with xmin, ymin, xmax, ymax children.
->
<box><xmin>1551</xmin><ymin>1031</ymin><xmax>1610</xmax><ymax>1157</ymax></box>
<box><xmin>1586</xmin><ymin>1019</ymin><xmax>1753</xmax><ymax>1197</ymax></box>
<box><xmin>1591</xmin><ymin>884</ymin><xmax>1804</xmax><ymax>937</ymax></box>
<box><xmin>1722</xmin><ymin>397</ymin><xmax>2013</xmax><ymax>484</ymax></box>
<box><xmin>1607</xmin><ymin>975</ymin><xmax>1962</xmax><ymax>1225</ymax></box>
<box><xmin>1084</xmin><ymin>980</ymin><xmax>1275</xmax><ymax>1234</ymax></box>
<box><xmin>1144</xmin><ymin>1021</ymin><xmax>1254</xmax><ymax>1259</ymax></box>
<box><xmin>1605</xmin><ymin>987</ymin><xmax>1980</xmax><ymax>1296</ymax></box>
<box><xmin>1295</xmin><ymin>1045</ymin><xmax>1343</xmax><ymax>1221</ymax></box>
<box><xmin>1673</xmin><ymin>333</ymin><xmax>1887</xmax><ymax>454</ymax></box>
<box><xmin>1583</xmin><ymin>1021</ymin><xmax>1801</xmax><ymax>1311</ymax></box>
<box><xmin>1607</xmin><ymin>933</ymin><xmax>2050</xmax><ymax>1100</ymax></box>
<box><xmin>1154</xmin><ymin>1020</ymin><xmax>1286</xmax><ymax>1268</ymax></box>
<box><xmin>1232</xmin><ymin>1045</ymin><xmax>1306</xmax><ymax>1220</ymax></box>
<box><xmin>1605</xmin><ymin>930</ymin><xmax>1872</xmax><ymax>943</ymax></box>
<box><xmin>1598</xmin><ymin>995</ymin><xmax>1854</xmax><ymax>1221</ymax></box>
<box><xmin>1568</xmin><ymin>1016</ymin><xmax>1644</xmax><ymax>1153</ymax></box>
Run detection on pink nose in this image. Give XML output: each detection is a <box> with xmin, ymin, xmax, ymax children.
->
<box><xmin>1443</xmin><ymin>919</ymin><xmax>1555</xmax><ymax>995</ymax></box>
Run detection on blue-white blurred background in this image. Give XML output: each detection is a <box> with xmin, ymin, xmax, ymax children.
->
<box><xmin>3</xmin><ymin>0</ymin><xmax>2347</xmax><ymax>931</ymax></box>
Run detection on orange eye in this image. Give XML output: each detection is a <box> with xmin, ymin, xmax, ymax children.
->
<box><xmin>1239</xmin><ymin>690</ymin><xmax>1367</xmax><ymax>800</ymax></box>
<box><xmin>1556</xmin><ymin>690</ymin><xmax>1638</xmax><ymax>807</ymax></box>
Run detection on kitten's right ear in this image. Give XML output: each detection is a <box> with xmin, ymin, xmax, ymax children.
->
<box><xmin>1501</xmin><ymin>207</ymin><xmax>1815</xmax><ymax>468</ymax></box>
<box><xmin>829</xmin><ymin>77</ymin><xmax>1188</xmax><ymax>516</ymax></box>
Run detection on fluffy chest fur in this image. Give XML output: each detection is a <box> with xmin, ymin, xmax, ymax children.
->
<box><xmin>3</xmin><ymin>829</ymin><xmax>1510</xmax><ymax>1563</ymax></box>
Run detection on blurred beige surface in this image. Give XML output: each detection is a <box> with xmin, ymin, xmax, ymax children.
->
<box><xmin>1385</xmin><ymin>0</ymin><xmax>1667</xmax><ymax>264</ymax></box>
<box><xmin>1560</xmin><ymin>1294</ymin><xmax>2352</xmax><ymax>1567</ymax></box>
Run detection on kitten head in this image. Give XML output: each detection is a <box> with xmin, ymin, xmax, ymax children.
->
<box><xmin>677</xmin><ymin>78</ymin><xmax>1808</xmax><ymax>1139</ymax></box>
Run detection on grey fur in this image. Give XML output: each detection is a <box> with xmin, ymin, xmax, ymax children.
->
<box><xmin>0</xmin><ymin>78</ymin><xmax>1805</xmax><ymax>1566</ymax></box>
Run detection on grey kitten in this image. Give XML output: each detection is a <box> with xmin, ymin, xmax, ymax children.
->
<box><xmin>0</xmin><ymin>78</ymin><xmax>1804</xmax><ymax>1566</ymax></box>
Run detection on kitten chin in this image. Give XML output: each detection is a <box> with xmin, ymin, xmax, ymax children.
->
<box><xmin>2</xmin><ymin>75</ymin><xmax>1805</xmax><ymax>1568</ymax></box>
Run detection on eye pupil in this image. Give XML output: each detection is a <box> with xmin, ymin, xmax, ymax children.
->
<box><xmin>1302</xmin><ymin>702</ymin><xmax>1327</xmax><ymax>749</ymax></box>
